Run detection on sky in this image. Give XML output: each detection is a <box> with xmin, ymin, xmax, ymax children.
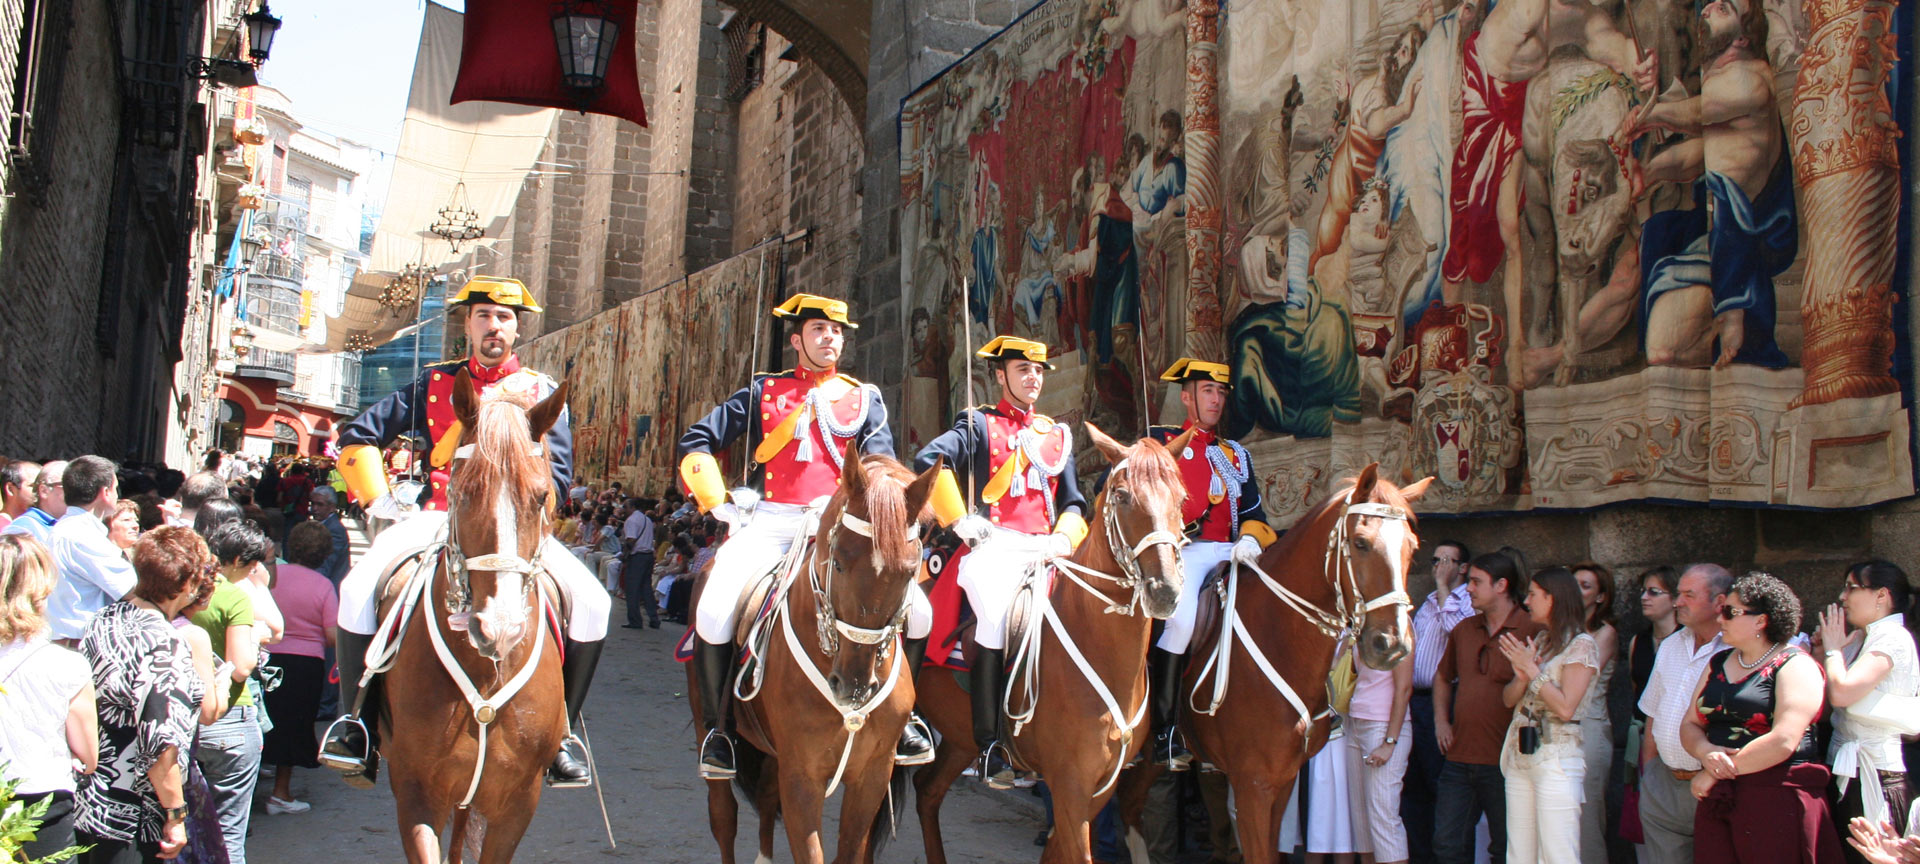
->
<box><xmin>252</xmin><ymin>0</ymin><xmax>464</xmax><ymax>154</ymax></box>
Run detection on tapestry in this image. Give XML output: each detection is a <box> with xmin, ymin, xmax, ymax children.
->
<box><xmin>899</xmin><ymin>0</ymin><xmax>1915</xmax><ymax>521</ymax></box>
<box><xmin>519</xmin><ymin>244</ymin><xmax>781</xmax><ymax>492</ymax></box>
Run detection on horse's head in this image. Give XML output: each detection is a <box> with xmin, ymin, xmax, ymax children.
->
<box><xmin>1338</xmin><ymin>464</ymin><xmax>1432</xmax><ymax>671</ymax></box>
<box><xmin>1084</xmin><ymin>423</ymin><xmax>1187</xmax><ymax>619</ymax></box>
<box><xmin>815</xmin><ymin>441</ymin><xmax>942</xmax><ymax>708</ymax></box>
<box><xmin>445</xmin><ymin>367</ymin><xmax>570</xmax><ymax>662</ymax></box>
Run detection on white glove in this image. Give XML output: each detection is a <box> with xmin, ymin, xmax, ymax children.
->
<box><xmin>365</xmin><ymin>493</ymin><xmax>417</xmax><ymax>522</ymax></box>
<box><xmin>710</xmin><ymin>502</ymin><xmax>744</xmax><ymax>526</ymax></box>
<box><xmin>1233</xmin><ymin>534</ymin><xmax>1265</xmax><ymax>568</ymax></box>
<box><xmin>953</xmin><ymin>514</ymin><xmax>994</xmax><ymax>545</ymax></box>
<box><xmin>1045</xmin><ymin>532</ymin><xmax>1074</xmax><ymax>559</ymax></box>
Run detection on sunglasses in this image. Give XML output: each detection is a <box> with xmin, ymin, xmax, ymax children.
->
<box><xmin>1642</xmin><ymin>587</ymin><xmax>1670</xmax><ymax>598</ymax></box>
<box><xmin>1719</xmin><ymin>605</ymin><xmax>1763</xmax><ymax>621</ymax></box>
<box><xmin>1434</xmin><ymin>557</ymin><xmax>1463</xmax><ymax>566</ymax></box>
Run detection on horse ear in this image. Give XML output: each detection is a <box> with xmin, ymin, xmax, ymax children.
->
<box><xmin>529</xmin><ymin>380</ymin><xmax>571</xmax><ymax>439</ymax></box>
<box><xmin>1351</xmin><ymin>462</ymin><xmax>1380</xmax><ymax>501</ymax></box>
<box><xmin>1084</xmin><ymin>422</ymin><xmax>1128</xmax><ymax>465</ymax></box>
<box><xmin>452</xmin><ymin>367</ymin><xmax>479</xmax><ymax>426</ymax></box>
<box><xmin>841</xmin><ymin>439</ymin><xmax>869</xmax><ymax>502</ymax></box>
<box><xmin>905</xmin><ymin>456</ymin><xmax>945</xmax><ymax>521</ymax></box>
<box><xmin>1164</xmin><ymin>426</ymin><xmax>1196</xmax><ymax>459</ymax></box>
<box><xmin>1400</xmin><ymin>475</ymin><xmax>1435</xmax><ymax>502</ymax></box>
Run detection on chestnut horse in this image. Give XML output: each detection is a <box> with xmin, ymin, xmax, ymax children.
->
<box><xmin>690</xmin><ymin>447</ymin><xmax>943</xmax><ymax>864</ymax></box>
<box><xmin>1118</xmin><ymin>464</ymin><xmax>1429</xmax><ymax>864</ymax></box>
<box><xmin>374</xmin><ymin>369</ymin><xmax>572</xmax><ymax>863</ymax></box>
<box><xmin>913</xmin><ymin>425</ymin><xmax>1189</xmax><ymax>864</ymax></box>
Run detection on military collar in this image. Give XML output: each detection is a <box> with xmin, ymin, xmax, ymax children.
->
<box><xmin>795</xmin><ymin>365</ymin><xmax>840</xmax><ymax>386</ymax></box>
<box><xmin>467</xmin><ymin>354</ymin><xmax>523</xmax><ymax>387</ymax></box>
<box><xmin>1181</xmin><ymin>420</ymin><xmax>1217</xmax><ymax>447</ymax></box>
<box><xmin>995</xmin><ymin>397</ymin><xmax>1036</xmax><ymax>426</ymax></box>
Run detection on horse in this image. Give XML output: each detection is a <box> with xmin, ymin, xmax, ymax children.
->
<box><xmin>1118</xmin><ymin>464</ymin><xmax>1430</xmax><ymax>864</ymax></box>
<box><xmin>913</xmin><ymin>424</ymin><xmax>1190</xmax><ymax>864</ymax></box>
<box><xmin>690</xmin><ymin>443</ymin><xmax>944</xmax><ymax>864</ymax></box>
<box><xmin>374</xmin><ymin>368</ymin><xmax>572</xmax><ymax>863</ymax></box>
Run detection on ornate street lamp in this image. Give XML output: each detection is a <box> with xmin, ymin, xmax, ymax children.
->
<box><xmin>190</xmin><ymin>1</ymin><xmax>283</xmax><ymax>88</ymax></box>
<box><xmin>551</xmin><ymin>1</ymin><xmax>620</xmax><ymax>103</ymax></box>
<box><xmin>245</xmin><ymin>2</ymin><xmax>283</xmax><ymax>64</ymax></box>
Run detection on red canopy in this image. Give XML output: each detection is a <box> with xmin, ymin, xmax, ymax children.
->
<box><xmin>451</xmin><ymin>0</ymin><xmax>648</xmax><ymax>127</ymax></box>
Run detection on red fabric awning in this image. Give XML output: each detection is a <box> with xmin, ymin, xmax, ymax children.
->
<box><xmin>451</xmin><ymin>0</ymin><xmax>648</xmax><ymax>127</ymax></box>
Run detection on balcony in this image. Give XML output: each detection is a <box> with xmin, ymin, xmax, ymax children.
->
<box><xmin>234</xmin><ymin>347</ymin><xmax>296</xmax><ymax>386</ymax></box>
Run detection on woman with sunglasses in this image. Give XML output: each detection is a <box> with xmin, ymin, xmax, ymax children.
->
<box><xmin>1682</xmin><ymin>571</ymin><xmax>1842</xmax><ymax>863</ymax></box>
<box><xmin>1817</xmin><ymin>560</ymin><xmax>1919</xmax><ymax>854</ymax></box>
<box><xmin>1495</xmin><ymin>567</ymin><xmax>1600</xmax><ymax>864</ymax></box>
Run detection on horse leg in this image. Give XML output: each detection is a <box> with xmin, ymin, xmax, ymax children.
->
<box><xmin>391</xmin><ymin>778</ymin><xmax>448</xmax><ymax>864</ymax></box>
<box><xmin>707</xmin><ymin>778</ymin><xmax>741</xmax><ymax>864</ymax></box>
<box><xmin>1040</xmin><ymin>773</ymin><xmax>1094</xmax><ymax>864</ymax></box>
<box><xmin>756</xmin><ymin>771</ymin><xmax>780</xmax><ymax>864</ymax></box>
<box><xmin>830</xmin><ymin>760</ymin><xmax>889</xmax><ymax>864</ymax></box>
<box><xmin>1229</xmin><ymin>774</ymin><xmax>1287</xmax><ymax>864</ymax></box>
<box><xmin>914</xmin><ymin>735</ymin><xmax>972</xmax><ymax>864</ymax></box>
<box><xmin>1114</xmin><ymin>763</ymin><xmax>1165</xmax><ymax>864</ymax></box>
<box><xmin>779</xmin><ymin>768</ymin><xmax>829</xmax><ymax>864</ymax></box>
<box><xmin>475</xmin><ymin>789</ymin><xmax>540</xmax><ymax>864</ymax></box>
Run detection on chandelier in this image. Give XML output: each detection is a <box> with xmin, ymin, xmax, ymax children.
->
<box><xmin>344</xmin><ymin>333</ymin><xmax>374</xmax><ymax>352</ymax></box>
<box><xmin>378</xmin><ymin>263</ymin><xmax>431</xmax><ymax>309</ymax></box>
<box><xmin>429</xmin><ymin>182</ymin><xmax>484</xmax><ymax>253</ymax></box>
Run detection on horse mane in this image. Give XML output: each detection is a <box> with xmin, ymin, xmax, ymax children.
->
<box><xmin>1266</xmin><ymin>469</ymin><xmax>1420</xmax><ymax>562</ymax></box>
<box><xmin>449</xmin><ymin>390</ymin><xmax>552</xmax><ymax>544</ymax></box>
<box><xmin>1113</xmin><ymin>437</ymin><xmax>1184</xmax><ymax>506</ymax></box>
<box><xmin>854</xmin><ymin>454</ymin><xmax>923</xmax><ymax>571</ymax></box>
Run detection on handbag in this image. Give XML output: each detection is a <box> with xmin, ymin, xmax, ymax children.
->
<box><xmin>1328</xmin><ymin>648</ymin><xmax>1357</xmax><ymax>716</ymax></box>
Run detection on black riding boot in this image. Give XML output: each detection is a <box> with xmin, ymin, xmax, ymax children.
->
<box><xmin>1148</xmin><ymin>647</ymin><xmax>1193</xmax><ymax>771</ymax></box>
<box><xmin>547</xmin><ymin>638</ymin><xmax>603</xmax><ymax>788</ymax></box>
<box><xmin>694</xmin><ymin>638</ymin><xmax>739</xmax><ymax>779</ymax></box>
<box><xmin>970</xmin><ymin>647</ymin><xmax>1016</xmax><ymax>789</ymax></box>
<box><xmin>319</xmin><ymin>630</ymin><xmax>380</xmax><ymax>788</ymax></box>
<box><xmin>895</xmin><ymin>636</ymin><xmax>935</xmax><ymax>765</ymax></box>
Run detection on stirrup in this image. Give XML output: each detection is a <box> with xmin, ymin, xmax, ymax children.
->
<box><xmin>547</xmin><ymin>734</ymin><xmax>593</xmax><ymax>789</ymax></box>
<box><xmin>1157</xmin><ymin>730</ymin><xmax>1194</xmax><ymax>772</ymax></box>
<box><xmin>698</xmin><ymin>728</ymin><xmax>737</xmax><ymax>780</ymax></box>
<box><xmin>895</xmin><ymin>715</ymin><xmax>935</xmax><ymax>766</ymax></box>
<box><xmin>979</xmin><ymin>741</ymin><xmax>1017</xmax><ymax>791</ymax></box>
<box><xmin>318</xmin><ymin>714</ymin><xmax>369</xmax><ymax>772</ymax></box>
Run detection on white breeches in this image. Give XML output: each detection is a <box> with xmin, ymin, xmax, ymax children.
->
<box><xmin>1156</xmin><ymin>540</ymin><xmax>1234</xmax><ymax>654</ymax></box>
<box><xmin>957</xmin><ymin>528</ymin><xmax>1054</xmax><ymax>650</ymax></box>
<box><xmin>694</xmin><ymin>502</ymin><xmax>931</xmax><ymax>645</ymax></box>
<box><xmin>337</xmin><ymin>511</ymin><xmax>611</xmax><ymax>642</ymax></box>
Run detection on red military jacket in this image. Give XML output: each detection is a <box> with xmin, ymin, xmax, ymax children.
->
<box><xmin>677</xmin><ymin>367</ymin><xmax>895</xmax><ymax>507</ymax></box>
<box><xmin>913</xmin><ymin>399</ymin><xmax>1086</xmax><ymax>535</ymax></box>
<box><xmin>1148</xmin><ymin>422</ymin><xmax>1267</xmax><ymax>543</ymax></box>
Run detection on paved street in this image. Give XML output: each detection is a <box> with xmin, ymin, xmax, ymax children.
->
<box><xmin>247</xmin><ymin>618</ymin><xmax>1047</xmax><ymax>863</ymax></box>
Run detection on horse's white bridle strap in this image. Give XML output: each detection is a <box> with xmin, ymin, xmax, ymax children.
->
<box><xmin>1359</xmin><ymin>591</ymin><xmax>1413</xmax><ymax>613</ymax></box>
<box><xmin>1347</xmin><ymin>501</ymin><xmax>1407</xmax><ymax>521</ymax></box>
<box><xmin>1129</xmin><ymin>530</ymin><xmax>1185</xmax><ymax>560</ymax></box>
<box><xmin>837</xmin><ymin>510</ymin><xmax>922</xmax><ymax>543</ymax></box>
<box><xmin>449</xmin><ymin>443</ymin><xmax>545</xmax><ymax>461</ymax></box>
<box><xmin>463</xmin><ymin>553</ymin><xmax>538</xmax><ymax>574</ymax></box>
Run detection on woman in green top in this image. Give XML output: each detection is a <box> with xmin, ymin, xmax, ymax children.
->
<box><xmin>192</xmin><ymin>521</ymin><xmax>270</xmax><ymax>864</ymax></box>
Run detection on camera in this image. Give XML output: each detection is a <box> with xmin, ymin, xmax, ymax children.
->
<box><xmin>1518</xmin><ymin>724</ymin><xmax>1541</xmax><ymax>755</ymax></box>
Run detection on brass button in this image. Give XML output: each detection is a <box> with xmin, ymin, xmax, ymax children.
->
<box><xmin>428</xmin><ymin>395</ymin><xmax>438</xmax><ymax>403</ymax></box>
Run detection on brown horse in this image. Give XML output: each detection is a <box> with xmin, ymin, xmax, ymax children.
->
<box><xmin>913</xmin><ymin>425</ymin><xmax>1189</xmax><ymax>864</ymax></box>
<box><xmin>377</xmin><ymin>369</ymin><xmax>572</xmax><ymax>863</ymax></box>
<box><xmin>690</xmin><ymin>446</ymin><xmax>943</xmax><ymax>864</ymax></box>
<box><xmin>1120</xmin><ymin>464</ymin><xmax>1430</xmax><ymax>864</ymax></box>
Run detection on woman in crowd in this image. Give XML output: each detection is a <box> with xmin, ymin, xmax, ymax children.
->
<box><xmin>1683</xmin><ymin>571</ymin><xmax>1841</xmax><ymax>862</ymax></box>
<box><xmin>590</xmin><ymin>506</ymin><xmax>624</xmax><ymax>594</ymax></box>
<box><xmin>1625</xmin><ymin>565</ymin><xmax>1678</xmax><ymax>862</ymax></box>
<box><xmin>1818</xmin><ymin>560</ymin><xmax>1920</xmax><ymax>852</ymax></box>
<box><xmin>108</xmin><ymin>499</ymin><xmax>142</xmax><ymax>553</ymax></box>
<box><xmin>192</xmin><ymin>521</ymin><xmax>269</xmax><ymax>864</ymax></box>
<box><xmin>1350</xmin><ymin>626</ymin><xmax>1414</xmax><ymax>864</ymax></box>
<box><xmin>0</xmin><ymin>535</ymin><xmax>99</xmax><ymax>861</ymax></box>
<box><xmin>195</xmin><ymin>498</ymin><xmax>283</xmax><ymax>644</ymax></box>
<box><xmin>261</xmin><ymin>521</ymin><xmax>339</xmax><ymax>815</ymax></box>
<box><xmin>1497</xmin><ymin>567</ymin><xmax>1601</xmax><ymax>864</ymax></box>
<box><xmin>554</xmin><ymin>502</ymin><xmax>581</xmax><ymax>548</ymax></box>
<box><xmin>75</xmin><ymin>527</ymin><xmax>220</xmax><ymax>864</ymax></box>
<box><xmin>1570</xmin><ymin>562</ymin><xmax>1619</xmax><ymax>864</ymax></box>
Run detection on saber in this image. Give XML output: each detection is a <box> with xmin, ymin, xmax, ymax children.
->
<box><xmin>744</xmin><ymin>249</ymin><xmax>770</xmax><ymax>486</ymax></box>
<box><xmin>961</xmin><ymin>277</ymin><xmax>978</xmax><ymax>514</ymax></box>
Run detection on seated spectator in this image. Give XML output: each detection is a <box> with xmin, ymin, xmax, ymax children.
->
<box><xmin>1818</xmin><ymin>560</ymin><xmax>1920</xmax><ymax>846</ymax></box>
<box><xmin>75</xmin><ymin>527</ymin><xmax>220</xmax><ymax>863</ymax></box>
<box><xmin>0</xmin><ymin>535</ymin><xmax>99</xmax><ymax>861</ymax></box>
<box><xmin>46</xmin><ymin>457</ymin><xmax>135</xmax><ymax>643</ymax></box>
<box><xmin>262</xmin><ymin>522</ymin><xmax>339</xmax><ymax>815</ymax></box>
<box><xmin>1684</xmin><ymin>571</ymin><xmax>1842</xmax><ymax>863</ymax></box>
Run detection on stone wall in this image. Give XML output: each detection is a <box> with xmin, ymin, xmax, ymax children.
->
<box><xmin>643</xmin><ymin>0</ymin><xmax>735</xmax><ymax>288</ymax></box>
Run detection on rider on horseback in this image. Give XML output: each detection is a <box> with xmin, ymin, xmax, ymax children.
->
<box><xmin>677</xmin><ymin>293</ymin><xmax>937</xmax><ymax>779</ymax></box>
<box><xmin>914</xmin><ymin>336</ymin><xmax>1089</xmax><ymax>790</ymax></box>
<box><xmin>1143</xmin><ymin>358</ymin><xmax>1274</xmax><ymax>769</ymax></box>
<box><xmin>321</xmin><ymin>277</ymin><xmax>612</xmax><ymax>789</ymax></box>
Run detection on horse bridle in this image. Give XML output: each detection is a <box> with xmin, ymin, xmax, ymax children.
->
<box><xmin>1323</xmin><ymin>492</ymin><xmax>1415</xmax><ymax>630</ymax></box>
<box><xmin>439</xmin><ymin>442</ymin><xmax>549</xmax><ymax>616</ymax></box>
<box><xmin>1050</xmin><ymin>458</ymin><xmax>1187</xmax><ymax>616</ymax></box>
<box><xmin>808</xmin><ymin>505</ymin><xmax>924</xmax><ymax>660</ymax></box>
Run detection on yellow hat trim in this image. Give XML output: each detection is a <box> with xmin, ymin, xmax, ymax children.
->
<box><xmin>771</xmin><ymin>293</ymin><xmax>857</xmax><ymax>327</ymax></box>
<box><xmin>451</xmin><ymin>276</ymin><xmax>544</xmax><ymax>313</ymax></box>
<box><xmin>977</xmin><ymin>336</ymin><xmax>1052</xmax><ymax>365</ymax></box>
<box><xmin>1160</xmin><ymin>357</ymin><xmax>1231</xmax><ymax>385</ymax></box>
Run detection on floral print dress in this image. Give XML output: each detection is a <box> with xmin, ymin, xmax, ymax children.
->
<box><xmin>1692</xmin><ymin>644</ymin><xmax>1821</xmax><ymax>764</ymax></box>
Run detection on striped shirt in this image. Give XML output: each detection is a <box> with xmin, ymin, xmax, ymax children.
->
<box><xmin>1412</xmin><ymin>583</ymin><xmax>1474</xmax><ymax>689</ymax></box>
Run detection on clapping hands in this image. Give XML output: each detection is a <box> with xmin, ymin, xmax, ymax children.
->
<box><xmin>1497</xmin><ymin>632</ymin><xmax>1543</xmax><ymax>681</ymax></box>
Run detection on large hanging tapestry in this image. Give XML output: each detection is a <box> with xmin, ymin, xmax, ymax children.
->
<box><xmin>519</xmin><ymin>244</ymin><xmax>780</xmax><ymax>492</ymax></box>
<box><xmin>899</xmin><ymin>0</ymin><xmax>1915</xmax><ymax>523</ymax></box>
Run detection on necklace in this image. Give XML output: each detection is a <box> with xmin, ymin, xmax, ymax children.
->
<box><xmin>1734</xmin><ymin>641</ymin><xmax>1781</xmax><ymax>670</ymax></box>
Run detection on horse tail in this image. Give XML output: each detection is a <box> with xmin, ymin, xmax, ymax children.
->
<box><xmin>731</xmin><ymin>739</ymin><xmax>776</xmax><ymax>820</ymax></box>
<box><xmin>867</xmin><ymin>764</ymin><xmax>915</xmax><ymax>853</ymax></box>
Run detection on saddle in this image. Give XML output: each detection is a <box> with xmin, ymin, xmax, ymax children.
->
<box><xmin>734</xmin><ymin>534</ymin><xmax>818</xmax><ymax>698</ymax></box>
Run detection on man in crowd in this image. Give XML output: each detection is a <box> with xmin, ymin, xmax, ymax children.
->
<box><xmin>1637</xmin><ymin>562</ymin><xmax>1732</xmax><ymax>863</ymax></box>
<box><xmin>2</xmin><ymin>458</ymin><xmax>67</xmax><ymax>542</ymax></box>
<box><xmin>309</xmin><ymin>487</ymin><xmax>350</xmax><ymax>582</ymax></box>
<box><xmin>1405</xmin><ymin>539</ymin><xmax>1472</xmax><ymax>864</ymax></box>
<box><xmin>174</xmin><ymin>471</ymin><xmax>229</xmax><ymax>528</ymax></box>
<box><xmin>1431</xmin><ymin>554</ymin><xmax>1542</xmax><ymax>864</ymax></box>
<box><xmin>45</xmin><ymin>456</ymin><xmax>136</xmax><ymax>642</ymax></box>
<box><xmin>0</xmin><ymin>459</ymin><xmax>40</xmax><ymax>532</ymax></box>
<box><xmin>622</xmin><ymin>497</ymin><xmax>658</xmax><ymax>629</ymax></box>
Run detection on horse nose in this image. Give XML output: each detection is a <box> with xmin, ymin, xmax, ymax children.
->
<box><xmin>1369</xmin><ymin>631</ymin><xmax>1404</xmax><ymax>664</ymax></box>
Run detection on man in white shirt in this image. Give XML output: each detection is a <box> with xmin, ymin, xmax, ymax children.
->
<box><xmin>2</xmin><ymin>459</ymin><xmax>67</xmax><ymax>542</ymax></box>
<box><xmin>621</xmin><ymin>500</ymin><xmax>658</xmax><ymax>629</ymax></box>
<box><xmin>1404</xmin><ymin>539</ymin><xmax>1472</xmax><ymax>864</ymax></box>
<box><xmin>1636</xmin><ymin>562</ymin><xmax>1732</xmax><ymax>864</ymax></box>
<box><xmin>44</xmin><ymin>456</ymin><xmax>136</xmax><ymax>642</ymax></box>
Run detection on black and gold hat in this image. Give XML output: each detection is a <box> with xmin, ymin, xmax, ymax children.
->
<box><xmin>977</xmin><ymin>336</ymin><xmax>1056</xmax><ymax>370</ymax></box>
<box><xmin>1160</xmin><ymin>357</ymin><xmax>1232</xmax><ymax>387</ymax></box>
<box><xmin>449</xmin><ymin>276</ymin><xmax>544</xmax><ymax>313</ymax></box>
<box><xmin>771</xmin><ymin>293</ymin><xmax>858</xmax><ymax>328</ymax></box>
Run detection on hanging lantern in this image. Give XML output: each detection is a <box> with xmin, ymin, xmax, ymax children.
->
<box><xmin>551</xmin><ymin>1</ymin><xmax>621</xmax><ymax>102</ymax></box>
<box><xmin>245</xmin><ymin>1</ymin><xmax>283</xmax><ymax>65</ymax></box>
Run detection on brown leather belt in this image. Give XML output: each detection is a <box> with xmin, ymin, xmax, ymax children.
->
<box><xmin>1670</xmin><ymin>768</ymin><xmax>1699</xmax><ymax>781</ymax></box>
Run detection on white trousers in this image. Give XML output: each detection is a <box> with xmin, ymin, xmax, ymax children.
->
<box><xmin>957</xmin><ymin>527</ymin><xmax>1053</xmax><ymax>650</ymax></box>
<box><xmin>586</xmin><ymin>550</ymin><xmax>623</xmax><ymax>591</ymax></box>
<box><xmin>1157</xmin><ymin>539</ymin><xmax>1233</xmax><ymax>653</ymax></box>
<box><xmin>695</xmin><ymin>502</ymin><xmax>931</xmax><ymax>645</ymax></box>
<box><xmin>1348</xmin><ymin>716</ymin><xmax>1413</xmax><ymax>862</ymax></box>
<box><xmin>338</xmin><ymin>511</ymin><xmax>611</xmax><ymax>641</ymax></box>
<box><xmin>1504</xmin><ymin>752</ymin><xmax>1586</xmax><ymax>864</ymax></box>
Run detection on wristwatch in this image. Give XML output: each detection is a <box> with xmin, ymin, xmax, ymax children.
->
<box><xmin>161</xmin><ymin>805</ymin><xmax>189</xmax><ymax>824</ymax></box>
<box><xmin>1384</xmin><ymin>736</ymin><xmax>1399</xmax><ymax>745</ymax></box>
